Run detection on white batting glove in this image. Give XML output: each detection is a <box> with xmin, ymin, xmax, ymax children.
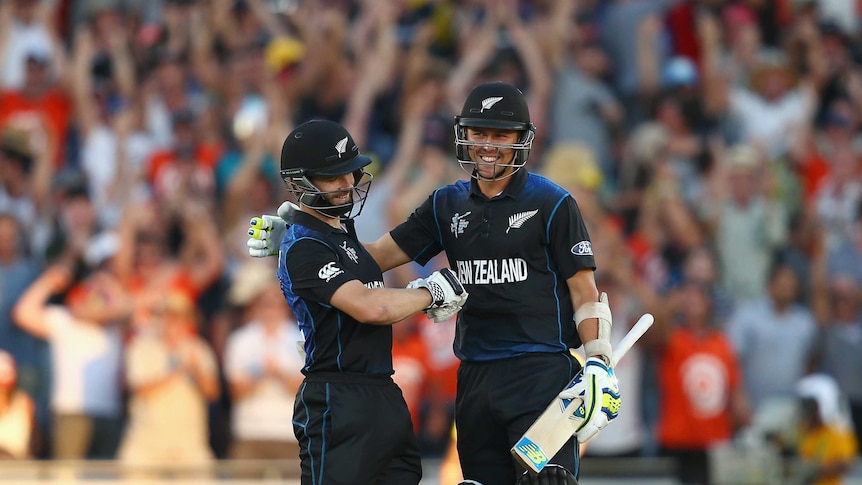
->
<box><xmin>407</xmin><ymin>268</ymin><xmax>468</xmax><ymax>317</ymax></box>
<box><xmin>558</xmin><ymin>357</ymin><xmax>621</xmax><ymax>443</ymax></box>
<box><xmin>425</xmin><ymin>299</ymin><xmax>466</xmax><ymax>323</ymax></box>
<box><xmin>246</xmin><ymin>202</ymin><xmax>298</xmax><ymax>257</ymax></box>
<box><xmin>247</xmin><ymin>214</ymin><xmax>284</xmax><ymax>257</ymax></box>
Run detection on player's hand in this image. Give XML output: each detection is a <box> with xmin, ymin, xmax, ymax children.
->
<box><xmin>425</xmin><ymin>300</ymin><xmax>466</xmax><ymax>323</ymax></box>
<box><xmin>407</xmin><ymin>268</ymin><xmax>468</xmax><ymax>314</ymax></box>
<box><xmin>247</xmin><ymin>214</ymin><xmax>284</xmax><ymax>257</ymax></box>
<box><xmin>559</xmin><ymin>357</ymin><xmax>620</xmax><ymax>443</ymax></box>
<box><xmin>247</xmin><ymin>201</ymin><xmax>298</xmax><ymax>257</ymax></box>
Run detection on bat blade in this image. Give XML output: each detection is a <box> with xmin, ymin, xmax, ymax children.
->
<box><xmin>511</xmin><ymin>313</ymin><xmax>654</xmax><ymax>474</ymax></box>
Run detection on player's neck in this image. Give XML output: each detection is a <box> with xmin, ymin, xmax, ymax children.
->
<box><xmin>477</xmin><ymin>178</ymin><xmax>511</xmax><ymax>199</ymax></box>
<box><xmin>302</xmin><ymin>206</ymin><xmax>343</xmax><ymax>229</ymax></box>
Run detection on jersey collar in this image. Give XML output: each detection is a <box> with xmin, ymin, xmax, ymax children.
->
<box><xmin>469</xmin><ymin>167</ymin><xmax>529</xmax><ymax>201</ymax></box>
<box><xmin>283</xmin><ymin>208</ymin><xmax>346</xmax><ymax>235</ymax></box>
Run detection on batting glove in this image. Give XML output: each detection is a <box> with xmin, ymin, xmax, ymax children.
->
<box><xmin>246</xmin><ymin>202</ymin><xmax>297</xmax><ymax>257</ymax></box>
<box><xmin>559</xmin><ymin>357</ymin><xmax>621</xmax><ymax>443</ymax></box>
<box><xmin>407</xmin><ymin>268</ymin><xmax>468</xmax><ymax>321</ymax></box>
<box><xmin>247</xmin><ymin>214</ymin><xmax>284</xmax><ymax>257</ymax></box>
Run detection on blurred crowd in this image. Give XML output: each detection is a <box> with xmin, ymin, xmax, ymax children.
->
<box><xmin>1</xmin><ymin>0</ymin><xmax>861</xmax><ymax>481</ymax></box>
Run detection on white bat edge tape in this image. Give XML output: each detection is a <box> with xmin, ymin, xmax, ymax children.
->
<box><xmin>610</xmin><ymin>313</ymin><xmax>654</xmax><ymax>368</ymax></box>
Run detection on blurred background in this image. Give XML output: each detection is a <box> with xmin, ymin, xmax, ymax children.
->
<box><xmin>1</xmin><ymin>0</ymin><xmax>861</xmax><ymax>483</ymax></box>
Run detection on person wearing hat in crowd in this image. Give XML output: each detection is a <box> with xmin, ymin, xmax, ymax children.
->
<box><xmin>247</xmin><ymin>119</ymin><xmax>467</xmax><ymax>484</ymax></box>
<box><xmin>223</xmin><ymin>259</ymin><xmax>304</xmax><ymax>464</ymax></box>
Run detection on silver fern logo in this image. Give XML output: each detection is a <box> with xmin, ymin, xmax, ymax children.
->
<box><xmin>335</xmin><ymin>136</ymin><xmax>348</xmax><ymax>158</ymax></box>
<box><xmin>507</xmin><ymin>209</ymin><xmax>539</xmax><ymax>233</ymax></box>
<box><xmin>481</xmin><ymin>96</ymin><xmax>503</xmax><ymax>112</ymax></box>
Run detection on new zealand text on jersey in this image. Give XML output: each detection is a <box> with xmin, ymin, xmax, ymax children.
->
<box><xmin>456</xmin><ymin>258</ymin><xmax>528</xmax><ymax>285</ymax></box>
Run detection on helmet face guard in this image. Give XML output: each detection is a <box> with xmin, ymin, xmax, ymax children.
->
<box><xmin>453</xmin><ymin>82</ymin><xmax>536</xmax><ymax>181</ymax></box>
<box><xmin>281</xmin><ymin>167</ymin><xmax>373</xmax><ymax>220</ymax></box>
<box><xmin>454</xmin><ymin>120</ymin><xmax>535</xmax><ymax>181</ymax></box>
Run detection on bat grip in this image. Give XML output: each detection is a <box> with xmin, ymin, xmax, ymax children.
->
<box><xmin>610</xmin><ymin>313</ymin><xmax>654</xmax><ymax>367</ymax></box>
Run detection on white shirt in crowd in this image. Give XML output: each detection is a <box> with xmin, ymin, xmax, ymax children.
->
<box><xmin>44</xmin><ymin>306</ymin><xmax>123</xmax><ymax>418</ymax></box>
<box><xmin>224</xmin><ymin>320</ymin><xmax>304</xmax><ymax>442</ymax></box>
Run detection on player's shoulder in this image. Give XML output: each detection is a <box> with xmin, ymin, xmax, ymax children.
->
<box><xmin>435</xmin><ymin>179</ymin><xmax>471</xmax><ymax>197</ymax></box>
<box><xmin>284</xmin><ymin>227</ymin><xmax>337</xmax><ymax>251</ymax></box>
<box><xmin>524</xmin><ymin>173</ymin><xmax>571</xmax><ymax>206</ymax></box>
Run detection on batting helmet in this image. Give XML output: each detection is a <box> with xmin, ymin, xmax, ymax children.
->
<box><xmin>454</xmin><ymin>81</ymin><xmax>536</xmax><ymax>179</ymax></box>
<box><xmin>517</xmin><ymin>465</ymin><xmax>579</xmax><ymax>485</ymax></box>
<box><xmin>280</xmin><ymin>119</ymin><xmax>373</xmax><ymax>219</ymax></box>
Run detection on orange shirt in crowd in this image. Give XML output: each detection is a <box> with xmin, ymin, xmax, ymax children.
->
<box><xmin>657</xmin><ymin>327</ymin><xmax>741</xmax><ymax>449</ymax></box>
<box><xmin>0</xmin><ymin>89</ymin><xmax>71</xmax><ymax>166</ymax></box>
<box><xmin>392</xmin><ymin>322</ymin><xmax>431</xmax><ymax>433</ymax></box>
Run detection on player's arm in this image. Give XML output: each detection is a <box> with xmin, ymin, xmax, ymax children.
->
<box><xmin>364</xmin><ymin>233</ymin><xmax>413</xmax><ymax>272</ymax></box>
<box><xmin>330</xmin><ymin>280</ymin><xmax>435</xmax><ymax>325</ymax></box>
<box><xmin>567</xmin><ymin>270</ymin><xmax>602</xmax><ymax>353</ymax></box>
<box><xmin>563</xmin><ymin>270</ymin><xmax>620</xmax><ymax>444</ymax></box>
<box><xmin>288</xmin><ymin>240</ymin><xmax>466</xmax><ymax>326</ymax></box>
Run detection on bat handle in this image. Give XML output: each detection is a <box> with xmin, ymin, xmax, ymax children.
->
<box><xmin>610</xmin><ymin>313</ymin><xmax>654</xmax><ymax>367</ymax></box>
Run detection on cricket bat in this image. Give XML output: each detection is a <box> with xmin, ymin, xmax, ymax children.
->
<box><xmin>511</xmin><ymin>313</ymin><xmax>654</xmax><ymax>474</ymax></box>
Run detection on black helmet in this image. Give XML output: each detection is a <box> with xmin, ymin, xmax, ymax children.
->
<box><xmin>454</xmin><ymin>82</ymin><xmax>536</xmax><ymax>179</ymax></box>
<box><xmin>280</xmin><ymin>120</ymin><xmax>373</xmax><ymax>219</ymax></box>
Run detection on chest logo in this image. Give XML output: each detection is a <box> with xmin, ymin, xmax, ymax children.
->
<box><xmin>451</xmin><ymin>211</ymin><xmax>471</xmax><ymax>238</ymax></box>
<box><xmin>340</xmin><ymin>241</ymin><xmax>359</xmax><ymax>264</ymax></box>
<box><xmin>318</xmin><ymin>262</ymin><xmax>343</xmax><ymax>282</ymax></box>
<box><xmin>506</xmin><ymin>209</ymin><xmax>539</xmax><ymax>233</ymax></box>
<box><xmin>571</xmin><ymin>241</ymin><xmax>593</xmax><ymax>256</ymax></box>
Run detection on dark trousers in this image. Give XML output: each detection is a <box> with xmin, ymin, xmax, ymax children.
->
<box><xmin>52</xmin><ymin>413</ymin><xmax>122</xmax><ymax>459</ymax></box>
<box><xmin>293</xmin><ymin>373</ymin><xmax>422</xmax><ymax>485</ymax></box>
<box><xmin>660</xmin><ymin>447</ymin><xmax>710</xmax><ymax>485</ymax></box>
<box><xmin>456</xmin><ymin>352</ymin><xmax>581</xmax><ymax>485</ymax></box>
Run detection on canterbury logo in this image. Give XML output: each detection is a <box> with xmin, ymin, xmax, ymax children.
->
<box><xmin>506</xmin><ymin>209</ymin><xmax>538</xmax><ymax>233</ymax></box>
<box><xmin>318</xmin><ymin>262</ymin><xmax>343</xmax><ymax>282</ymax></box>
<box><xmin>335</xmin><ymin>137</ymin><xmax>348</xmax><ymax>158</ymax></box>
<box><xmin>481</xmin><ymin>96</ymin><xmax>503</xmax><ymax>112</ymax></box>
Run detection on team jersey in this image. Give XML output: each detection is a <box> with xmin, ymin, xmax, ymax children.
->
<box><xmin>389</xmin><ymin>169</ymin><xmax>596</xmax><ymax>362</ymax></box>
<box><xmin>277</xmin><ymin>210</ymin><xmax>393</xmax><ymax>376</ymax></box>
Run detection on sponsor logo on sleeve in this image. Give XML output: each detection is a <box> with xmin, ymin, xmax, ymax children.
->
<box><xmin>571</xmin><ymin>241</ymin><xmax>593</xmax><ymax>256</ymax></box>
<box><xmin>318</xmin><ymin>262</ymin><xmax>343</xmax><ymax>282</ymax></box>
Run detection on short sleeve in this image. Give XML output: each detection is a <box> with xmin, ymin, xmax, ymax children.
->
<box><xmin>283</xmin><ymin>238</ymin><xmax>359</xmax><ymax>304</ymax></box>
<box><xmin>390</xmin><ymin>192</ymin><xmax>445</xmax><ymax>266</ymax></box>
<box><xmin>548</xmin><ymin>195</ymin><xmax>596</xmax><ymax>279</ymax></box>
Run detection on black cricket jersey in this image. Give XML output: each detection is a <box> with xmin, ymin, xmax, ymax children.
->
<box><xmin>390</xmin><ymin>169</ymin><xmax>596</xmax><ymax>362</ymax></box>
<box><xmin>277</xmin><ymin>210</ymin><xmax>393</xmax><ymax>376</ymax></box>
